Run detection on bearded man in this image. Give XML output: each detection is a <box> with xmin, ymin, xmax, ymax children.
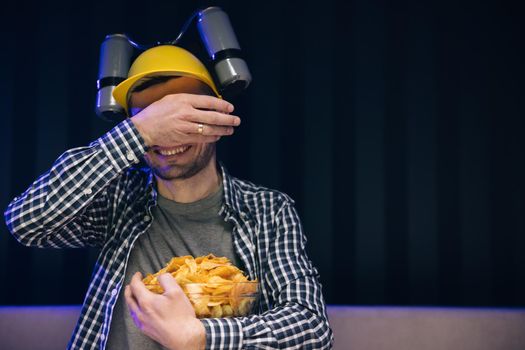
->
<box><xmin>5</xmin><ymin>45</ymin><xmax>333</xmax><ymax>350</ymax></box>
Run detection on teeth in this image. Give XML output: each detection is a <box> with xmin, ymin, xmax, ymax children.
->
<box><xmin>159</xmin><ymin>146</ymin><xmax>190</xmax><ymax>156</ymax></box>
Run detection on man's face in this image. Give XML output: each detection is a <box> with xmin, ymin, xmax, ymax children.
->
<box><xmin>129</xmin><ymin>76</ymin><xmax>216</xmax><ymax>181</ymax></box>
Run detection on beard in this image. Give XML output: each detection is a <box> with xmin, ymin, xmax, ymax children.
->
<box><xmin>144</xmin><ymin>143</ymin><xmax>216</xmax><ymax>181</ymax></box>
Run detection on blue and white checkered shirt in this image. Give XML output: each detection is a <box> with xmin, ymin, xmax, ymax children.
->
<box><xmin>4</xmin><ymin>119</ymin><xmax>333</xmax><ymax>349</ymax></box>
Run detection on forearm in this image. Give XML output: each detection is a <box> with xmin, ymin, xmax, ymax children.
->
<box><xmin>4</xmin><ymin>119</ymin><xmax>146</xmax><ymax>247</ymax></box>
<box><xmin>201</xmin><ymin>301</ymin><xmax>332</xmax><ymax>350</ymax></box>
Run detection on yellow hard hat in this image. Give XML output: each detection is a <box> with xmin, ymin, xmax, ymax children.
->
<box><xmin>112</xmin><ymin>45</ymin><xmax>220</xmax><ymax>115</ymax></box>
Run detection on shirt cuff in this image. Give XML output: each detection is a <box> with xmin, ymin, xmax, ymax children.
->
<box><xmin>200</xmin><ymin>317</ymin><xmax>244</xmax><ymax>350</ymax></box>
<box><xmin>94</xmin><ymin>118</ymin><xmax>147</xmax><ymax>172</ymax></box>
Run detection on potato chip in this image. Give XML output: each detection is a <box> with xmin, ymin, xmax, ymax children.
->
<box><xmin>222</xmin><ymin>304</ymin><xmax>233</xmax><ymax>317</ymax></box>
<box><xmin>209</xmin><ymin>265</ymin><xmax>239</xmax><ymax>278</ymax></box>
<box><xmin>193</xmin><ymin>302</ymin><xmax>211</xmax><ymax>318</ymax></box>
<box><xmin>185</xmin><ymin>283</ymin><xmax>204</xmax><ymax>294</ymax></box>
<box><xmin>237</xmin><ymin>298</ymin><xmax>253</xmax><ymax>316</ymax></box>
<box><xmin>211</xmin><ymin>284</ymin><xmax>234</xmax><ymax>296</ymax></box>
<box><xmin>199</xmin><ymin>261</ymin><xmax>225</xmax><ymax>270</ymax></box>
<box><xmin>211</xmin><ymin>305</ymin><xmax>223</xmax><ymax>318</ymax></box>
<box><xmin>166</xmin><ymin>255</ymin><xmax>192</xmax><ymax>272</ymax></box>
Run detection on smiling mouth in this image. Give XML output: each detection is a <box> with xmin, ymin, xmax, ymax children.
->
<box><xmin>155</xmin><ymin>145</ymin><xmax>192</xmax><ymax>156</ymax></box>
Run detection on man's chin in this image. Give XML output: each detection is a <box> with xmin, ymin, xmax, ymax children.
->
<box><xmin>152</xmin><ymin>161</ymin><xmax>211</xmax><ymax>180</ymax></box>
<box><xmin>152</xmin><ymin>167</ymin><xmax>192</xmax><ymax>181</ymax></box>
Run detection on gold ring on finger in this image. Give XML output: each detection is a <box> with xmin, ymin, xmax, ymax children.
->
<box><xmin>197</xmin><ymin>123</ymin><xmax>204</xmax><ymax>135</ymax></box>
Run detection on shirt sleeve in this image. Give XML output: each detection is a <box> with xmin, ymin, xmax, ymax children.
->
<box><xmin>4</xmin><ymin>118</ymin><xmax>147</xmax><ymax>248</ymax></box>
<box><xmin>200</xmin><ymin>202</ymin><xmax>334</xmax><ymax>349</ymax></box>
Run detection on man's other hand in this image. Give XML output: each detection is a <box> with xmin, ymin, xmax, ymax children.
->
<box><xmin>125</xmin><ymin>272</ymin><xmax>206</xmax><ymax>350</ymax></box>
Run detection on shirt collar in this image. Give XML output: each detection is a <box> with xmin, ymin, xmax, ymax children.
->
<box><xmin>219</xmin><ymin>162</ymin><xmax>244</xmax><ymax>216</ymax></box>
<box><xmin>142</xmin><ymin>162</ymin><xmax>245</xmax><ymax>216</ymax></box>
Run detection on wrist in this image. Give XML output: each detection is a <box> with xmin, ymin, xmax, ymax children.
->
<box><xmin>166</xmin><ymin>319</ymin><xmax>205</xmax><ymax>350</ymax></box>
<box><xmin>190</xmin><ymin>319</ymin><xmax>206</xmax><ymax>350</ymax></box>
<box><xmin>130</xmin><ymin>115</ymin><xmax>153</xmax><ymax>147</ymax></box>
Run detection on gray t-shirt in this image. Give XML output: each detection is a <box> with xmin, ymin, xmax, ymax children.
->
<box><xmin>106</xmin><ymin>184</ymin><xmax>240</xmax><ymax>349</ymax></box>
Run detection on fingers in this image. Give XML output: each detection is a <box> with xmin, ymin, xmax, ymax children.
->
<box><xmin>180</xmin><ymin>94</ymin><xmax>234</xmax><ymax>114</ymax></box>
<box><xmin>157</xmin><ymin>274</ymin><xmax>195</xmax><ymax>318</ymax></box>
<box><xmin>135</xmin><ymin>93</ymin><xmax>239</xmax><ymax>146</ymax></box>
<box><xmin>158</xmin><ymin>273</ymin><xmax>183</xmax><ymax>296</ymax></box>
<box><xmin>125</xmin><ymin>284</ymin><xmax>144</xmax><ymax>329</ymax></box>
<box><xmin>178</xmin><ymin>121</ymin><xmax>234</xmax><ymax>137</ymax></box>
<box><xmin>189</xmin><ymin>110</ymin><xmax>241</xmax><ymax>128</ymax></box>
<box><xmin>125</xmin><ymin>284</ymin><xmax>140</xmax><ymax>314</ymax></box>
<box><xmin>129</xmin><ymin>272</ymin><xmax>153</xmax><ymax>307</ymax></box>
<box><xmin>198</xmin><ymin>124</ymin><xmax>234</xmax><ymax>137</ymax></box>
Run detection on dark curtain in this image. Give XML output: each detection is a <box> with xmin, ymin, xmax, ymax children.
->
<box><xmin>1</xmin><ymin>0</ymin><xmax>523</xmax><ymax>306</ymax></box>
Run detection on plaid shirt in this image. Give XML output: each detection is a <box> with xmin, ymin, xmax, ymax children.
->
<box><xmin>4</xmin><ymin>119</ymin><xmax>333</xmax><ymax>350</ymax></box>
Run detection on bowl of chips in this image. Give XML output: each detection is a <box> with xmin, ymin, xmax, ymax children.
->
<box><xmin>143</xmin><ymin>254</ymin><xmax>259</xmax><ymax>318</ymax></box>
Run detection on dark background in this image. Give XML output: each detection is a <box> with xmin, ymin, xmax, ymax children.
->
<box><xmin>1</xmin><ymin>0</ymin><xmax>524</xmax><ymax>307</ymax></box>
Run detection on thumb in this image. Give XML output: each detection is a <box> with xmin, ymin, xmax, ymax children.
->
<box><xmin>158</xmin><ymin>273</ymin><xmax>182</xmax><ymax>295</ymax></box>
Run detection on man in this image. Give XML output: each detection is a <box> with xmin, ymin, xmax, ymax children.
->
<box><xmin>4</xmin><ymin>45</ymin><xmax>333</xmax><ymax>349</ymax></box>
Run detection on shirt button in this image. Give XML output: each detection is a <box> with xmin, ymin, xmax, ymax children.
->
<box><xmin>126</xmin><ymin>150</ymin><xmax>136</xmax><ymax>162</ymax></box>
<box><xmin>111</xmin><ymin>288</ymin><xmax>118</xmax><ymax>297</ymax></box>
<box><xmin>100</xmin><ymin>334</ymin><xmax>106</xmax><ymax>341</ymax></box>
<box><xmin>83</xmin><ymin>188</ymin><xmax>93</xmax><ymax>195</ymax></box>
<box><xmin>143</xmin><ymin>215</ymin><xmax>151</xmax><ymax>222</ymax></box>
